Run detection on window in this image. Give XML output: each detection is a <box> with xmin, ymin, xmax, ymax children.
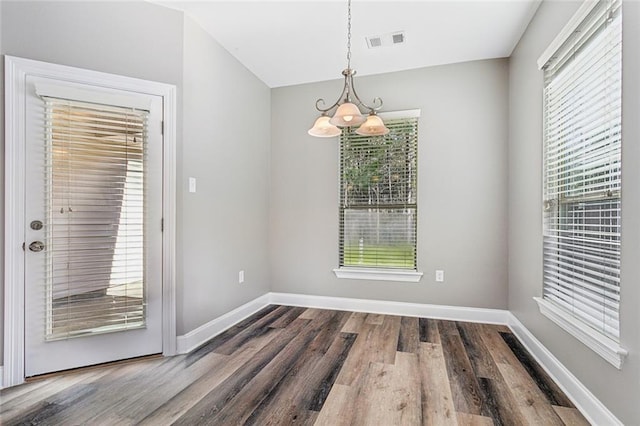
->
<box><xmin>537</xmin><ymin>0</ymin><xmax>626</xmax><ymax>367</ymax></box>
<box><xmin>44</xmin><ymin>96</ymin><xmax>148</xmax><ymax>340</ymax></box>
<box><xmin>335</xmin><ymin>111</ymin><xmax>422</xmax><ymax>282</ymax></box>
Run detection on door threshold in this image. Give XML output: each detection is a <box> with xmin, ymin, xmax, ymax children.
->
<box><xmin>25</xmin><ymin>353</ymin><xmax>164</xmax><ymax>382</ymax></box>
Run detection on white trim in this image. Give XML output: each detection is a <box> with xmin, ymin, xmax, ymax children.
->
<box><xmin>3</xmin><ymin>56</ymin><xmax>177</xmax><ymax>387</ymax></box>
<box><xmin>508</xmin><ymin>312</ymin><xmax>623</xmax><ymax>426</ymax></box>
<box><xmin>4</xmin><ymin>56</ymin><xmax>27</xmax><ymax>389</ymax></box>
<box><xmin>176</xmin><ymin>294</ymin><xmax>271</xmax><ymax>354</ymax></box>
<box><xmin>34</xmin><ymin>81</ymin><xmax>152</xmax><ymax>110</ymax></box>
<box><xmin>268</xmin><ymin>292</ymin><xmax>509</xmax><ymax>324</ymax></box>
<box><xmin>333</xmin><ymin>267</ymin><xmax>423</xmax><ymax>283</ymax></box>
<box><xmin>379</xmin><ymin>108</ymin><xmax>421</xmax><ymax>120</ymax></box>
<box><xmin>537</xmin><ymin>0</ymin><xmax>599</xmax><ymax>69</ymax></box>
<box><xmin>175</xmin><ymin>292</ymin><xmax>509</xmax><ymax>355</ymax></box>
<box><xmin>534</xmin><ymin>297</ymin><xmax>627</xmax><ymax>369</ymax></box>
<box><xmin>0</xmin><ymin>366</ymin><xmax>4</xmax><ymax>389</ymax></box>
<box><xmin>162</xmin><ymin>84</ymin><xmax>178</xmax><ymax>357</ymax></box>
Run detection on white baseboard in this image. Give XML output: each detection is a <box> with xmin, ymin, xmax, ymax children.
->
<box><xmin>507</xmin><ymin>313</ymin><xmax>622</xmax><ymax>426</ymax></box>
<box><xmin>175</xmin><ymin>292</ymin><xmax>509</xmax><ymax>355</ymax></box>
<box><xmin>267</xmin><ymin>292</ymin><xmax>510</xmax><ymax>325</ymax></box>
<box><xmin>176</xmin><ymin>293</ymin><xmax>271</xmax><ymax>354</ymax></box>
<box><xmin>175</xmin><ymin>292</ymin><xmax>619</xmax><ymax>424</ymax></box>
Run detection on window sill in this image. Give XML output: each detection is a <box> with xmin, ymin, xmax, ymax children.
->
<box><xmin>333</xmin><ymin>267</ymin><xmax>423</xmax><ymax>283</ymax></box>
<box><xmin>534</xmin><ymin>297</ymin><xmax>627</xmax><ymax>369</ymax></box>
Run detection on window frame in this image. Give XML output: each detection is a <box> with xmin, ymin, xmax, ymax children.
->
<box><xmin>333</xmin><ymin>109</ymin><xmax>423</xmax><ymax>283</ymax></box>
<box><xmin>536</xmin><ymin>0</ymin><xmax>627</xmax><ymax>368</ymax></box>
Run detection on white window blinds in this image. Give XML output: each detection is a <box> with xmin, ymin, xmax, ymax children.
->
<box><xmin>339</xmin><ymin>116</ymin><xmax>418</xmax><ymax>269</ymax></box>
<box><xmin>43</xmin><ymin>97</ymin><xmax>149</xmax><ymax>340</ymax></box>
<box><xmin>541</xmin><ymin>0</ymin><xmax>622</xmax><ymax>341</ymax></box>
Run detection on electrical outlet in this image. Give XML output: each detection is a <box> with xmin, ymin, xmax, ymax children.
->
<box><xmin>435</xmin><ymin>270</ymin><xmax>444</xmax><ymax>282</ymax></box>
<box><xmin>238</xmin><ymin>270</ymin><xmax>245</xmax><ymax>283</ymax></box>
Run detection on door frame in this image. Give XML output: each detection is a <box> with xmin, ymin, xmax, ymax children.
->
<box><xmin>3</xmin><ymin>56</ymin><xmax>177</xmax><ymax>388</ymax></box>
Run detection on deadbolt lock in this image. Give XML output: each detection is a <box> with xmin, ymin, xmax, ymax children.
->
<box><xmin>30</xmin><ymin>220</ymin><xmax>43</xmax><ymax>231</ymax></box>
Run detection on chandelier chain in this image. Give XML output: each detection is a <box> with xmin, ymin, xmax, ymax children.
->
<box><xmin>309</xmin><ymin>0</ymin><xmax>388</xmax><ymax>136</ymax></box>
<box><xmin>346</xmin><ymin>0</ymin><xmax>352</xmax><ymax>70</ymax></box>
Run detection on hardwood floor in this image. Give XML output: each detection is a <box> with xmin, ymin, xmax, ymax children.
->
<box><xmin>0</xmin><ymin>305</ymin><xmax>589</xmax><ymax>425</ymax></box>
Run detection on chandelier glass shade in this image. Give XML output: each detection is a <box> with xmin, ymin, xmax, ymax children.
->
<box><xmin>308</xmin><ymin>0</ymin><xmax>389</xmax><ymax>138</ymax></box>
<box><xmin>307</xmin><ymin>114</ymin><xmax>342</xmax><ymax>138</ymax></box>
<box><xmin>356</xmin><ymin>112</ymin><xmax>390</xmax><ymax>136</ymax></box>
<box><xmin>330</xmin><ymin>101</ymin><xmax>365</xmax><ymax>127</ymax></box>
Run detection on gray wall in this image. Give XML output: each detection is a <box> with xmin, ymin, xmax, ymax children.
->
<box><xmin>1</xmin><ymin>1</ymin><xmax>183</xmax><ymax>84</ymax></box>
<box><xmin>508</xmin><ymin>1</ymin><xmax>640</xmax><ymax>423</ymax></box>
<box><xmin>179</xmin><ymin>17</ymin><xmax>271</xmax><ymax>334</ymax></box>
<box><xmin>270</xmin><ymin>59</ymin><xmax>509</xmax><ymax>309</ymax></box>
<box><xmin>0</xmin><ymin>1</ymin><xmax>272</xmax><ymax>364</ymax></box>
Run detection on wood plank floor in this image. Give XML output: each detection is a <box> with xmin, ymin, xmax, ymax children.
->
<box><xmin>0</xmin><ymin>305</ymin><xmax>589</xmax><ymax>425</ymax></box>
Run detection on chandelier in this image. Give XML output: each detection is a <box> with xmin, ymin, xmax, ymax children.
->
<box><xmin>308</xmin><ymin>0</ymin><xmax>389</xmax><ymax>138</ymax></box>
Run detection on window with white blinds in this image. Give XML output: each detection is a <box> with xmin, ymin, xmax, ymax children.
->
<box><xmin>44</xmin><ymin>96</ymin><xmax>148</xmax><ymax>340</ymax></box>
<box><xmin>542</xmin><ymin>0</ymin><xmax>621</xmax><ymax>341</ymax></box>
<box><xmin>339</xmin><ymin>116</ymin><xmax>418</xmax><ymax>270</ymax></box>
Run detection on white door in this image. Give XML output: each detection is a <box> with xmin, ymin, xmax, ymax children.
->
<box><xmin>23</xmin><ymin>76</ymin><xmax>164</xmax><ymax>377</ymax></box>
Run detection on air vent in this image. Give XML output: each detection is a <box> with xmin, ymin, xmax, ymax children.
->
<box><xmin>366</xmin><ymin>31</ymin><xmax>406</xmax><ymax>49</ymax></box>
<box><xmin>368</xmin><ymin>37</ymin><xmax>382</xmax><ymax>48</ymax></box>
<box><xmin>392</xmin><ymin>32</ymin><xmax>405</xmax><ymax>44</ymax></box>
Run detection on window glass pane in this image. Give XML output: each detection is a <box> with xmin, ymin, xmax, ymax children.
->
<box><xmin>342</xmin><ymin>208</ymin><xmax>416</xmax><ymax>269</ymax></box>
<box><xmin>44</xmin><ymin>97</ymin><xmax>148</xmax><ymax>340</ymax></box>
<box><xmin>339</xmin><ymin>117</ymin><xmax>418</xmax><ymax>270</ymax></box>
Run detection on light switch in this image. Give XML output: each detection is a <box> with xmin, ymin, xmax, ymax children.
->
<box><xmin>189</xmin><ymin>177</ymin><xmax>196</xmax><ymax>193</ymax></box>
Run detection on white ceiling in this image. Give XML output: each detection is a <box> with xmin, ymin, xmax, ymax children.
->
<box><xmin>157</xmin><ymin>0</ymin><xmax>541</xmax><ymax>88</ymax></box>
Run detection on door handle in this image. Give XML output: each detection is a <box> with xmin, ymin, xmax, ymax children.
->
<box><xmin>29</xmin><ymin>241</ymin><xmax>45</xmax><ymax>252</ymax></box>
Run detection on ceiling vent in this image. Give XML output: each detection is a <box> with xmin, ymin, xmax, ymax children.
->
<box><xmin>392</xmin><ymin>32</ymin><xmax>405</xmax><ymax>45</ymax></box>
<box><xmin>368</xmin><ymin>37</ymin><xmax>383</xmax><ymax>48</ymax></box>
<box><xmin>366</xmin><ymin>31</ymin><xmax>406</xmax><ymax>49</ymax></box>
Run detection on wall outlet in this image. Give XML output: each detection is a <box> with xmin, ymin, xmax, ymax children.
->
<box><xmin>435</xmin><ymin>270</ymin><xmax>444</xmax><ymax>282</ymax></box>
<box><xmin>238</xmin><ymin>270</ymin><xmax>245</xmax><ymax>283</ymax></box>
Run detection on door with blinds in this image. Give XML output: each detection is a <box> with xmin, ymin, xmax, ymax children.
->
<box><xmin>24</xmin><ymin>76</ymin><xmax>163</xmax><ymax>377</ymax></box>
